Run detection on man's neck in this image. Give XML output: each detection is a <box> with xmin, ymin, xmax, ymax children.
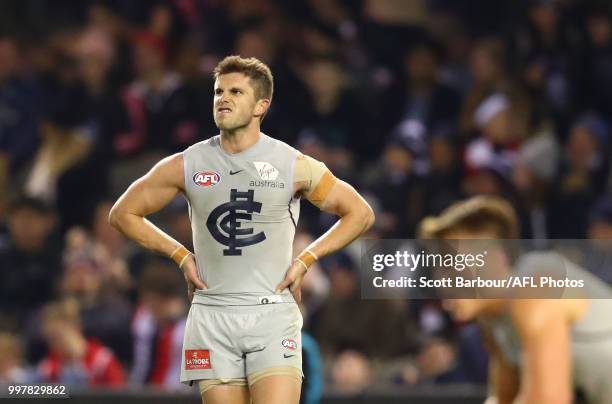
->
<box><xmin>220</xmin><ymin>123</ymin><xmax>261</xmax><ymax>154</ymax></box>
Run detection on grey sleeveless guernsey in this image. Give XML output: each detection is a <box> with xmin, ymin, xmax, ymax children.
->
<box><xmin>182</xmin><ymin>133</ymin><xmax>300</xmax><ymax>306</ymax></box>
<box><xmin>486</xmin><ymin>252</ymin><xmax>612</xmax><ymax>403</ymax></box>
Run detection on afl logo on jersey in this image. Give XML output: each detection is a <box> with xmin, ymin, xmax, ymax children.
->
<box><xmin>282</xmin><ymin>339</ymin><xmax>297</xmax><ymax>351</ymax></box>
<box><xmin>193</xmin><ymin>171</ymin><xmax>220</xmax><ymax>187</ymax></box>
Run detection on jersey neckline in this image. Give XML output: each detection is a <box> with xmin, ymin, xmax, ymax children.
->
<box><xmin>215</xmin><ymin>132</ymin><xmax>269</xmax><ymax>158</ymax></box>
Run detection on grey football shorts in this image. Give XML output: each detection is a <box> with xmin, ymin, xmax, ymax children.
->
<box><xmin>180</xmin><ymin>302</ymin><xmax>303</xmax><ymax>384</ymax></box>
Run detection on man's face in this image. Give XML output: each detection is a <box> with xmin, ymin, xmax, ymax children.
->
<box><xmin>213</xmin><ymin>73</ymin><xmax>264</xmax><ymax>132</ymax></box>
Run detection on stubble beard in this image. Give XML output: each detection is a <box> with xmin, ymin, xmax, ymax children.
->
<box><xmin>215</xmin><ymin>113</ymin><xmax>253</xmax><ymax>134</ymax></box>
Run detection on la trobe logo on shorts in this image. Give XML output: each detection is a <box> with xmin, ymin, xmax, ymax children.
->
<box><xmin>193</xmin><ymin>171</ymin><xmax>220</xmax><ymax>187</ymax></box>
<box><xmin>185</xmin><ymin>349</ymin><xmax>212</xmax><ymax>370</ymax></box>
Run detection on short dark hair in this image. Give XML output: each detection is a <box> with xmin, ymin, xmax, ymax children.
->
<box><xmin>213</xmin><ymin>55</ymin><xmax>274</xmax><ymax>102</ymax></box>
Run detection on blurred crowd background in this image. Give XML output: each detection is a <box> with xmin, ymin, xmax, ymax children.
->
<box><xmin>1</xmin><ymin>0</ymin><xmax>612</xmax><ymax>398</ymax></box>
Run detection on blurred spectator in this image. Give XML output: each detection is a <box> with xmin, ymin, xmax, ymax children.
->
<box><xmin>463</xmin><ymin>97</ymin><xmax>517</xmax><ymax>184</ymax></box>
<box><xmin>414</xmin><ymin>337</ymin><xmax>456</xmax><ymax>383</ymax></box>
<box><xmin>423</xmin><ymin>135</ymin><xmax>463</xmax><ymax>215</ymax></box>
<box><xmin>0</xmin><ymin>35</ymin><xmax>44</xmax><ymax>214</ymax></box>
<box><xmin>362</xmin><ymin>0</ymin><xmax>429</xmax><ymax>68</ymax></box>
<box><xmin>56</xmin><ymin>227</ymin><xmax>132</xmax><ymax>362</ymax></box>
<box><xmin>314</xmin><ymin>253</ymin><xmax>419</xmax><ymax>359</ymax></box>
<box><xmin>427</xmin><ymin>13</ymin><xmax>471</xmax><ymax>93</ymax></box>
<box><xmin>548</xmin><ymin>114</ymin><xmax>610</xmax><ymax>238</ymax></box>
<box><xmin>384</xmin><ymin>38</ymin><xmax>462</xmax><ymax>145</ymax></box>
<box><xmin>24</xmin><ymin>117</ymin><xmax>93</xmax><ymax>204</ymax></box>
<box><xmin>364</xmin><ymin>132</ymin><xmax>426</xmax><ymax>237</ymax></box>
<box><xmin>173</xmin><ymin>36</ymin><xmax>216</xmax><ymax>138</ymax></box>
<box><xmin>462</xmin><ymin>92</ymin><xmax>533</xmax><ymax>236</ymax></box>
<box><xmin>512</xmin><ymin>131</ymin><xmax>560</xmax><ymax>239</ymax></box>
<box><xmin>0</xmin><ymin>332</ymin><xmax>29</xmax><ymax>384</ymax></box>
<box><xmin>580</xmin><ymin>5</ymin><xmax>612</xmax><ymax>119</ymax></box>
<box><xmin>297</xmin><ymin>58</ymin><xmax>365</xmax><ymax>174</ymax></box>
<box><xmin>460</xmin><ymin>38</ymin><xmax>511</xmax><ymax>136</ymax></box>
<box><xmin>113</xmin><ymin>30</ymin><xmax>200</xmax><ymax>158</ymax></box>
<box><xmin>314</xmin><ymin>253</ymin><xmax>375</xmax><ymax>357</ymax></box>
<box><xmin>54</xmin><ymin>26</ymin><xmax>122</xmax><ymax>231</ymax></box>
<box><xmin>118</xmin><ymin>197</ymin><xmax>194</xmax><ymax>281</ymax></box>
<box><xmin>512</xmin><ymin>0</ymin><xmax>580</xmax><ymax>133</ymax></box>
<box><xmin>130</xmin><ymin>260</ymin><xmax>188</xmax><ymax>389</ymax></box>
<box><xmin>91</xmin><ymin>200</ymin><xmax>130</xmax><ymax>261</ymax></box>
<box><xmin>585</xmin><ymin>196</ymin><xmax>612</xmax><ymax>284</ymax></box>
<box><xmin>331</xmin><ymin>350</ymin><xmax>372</xmax><ymax>394</ymax></box>
<box><xmin>392</xmin><ymin>320</ymin><xmax>488</xmax><ymax>386</ymax></box>
<box><xmin>0</xmin><ymin>197</ymin><xmax>60</xmax><ymax>327</ymax></box>
<box><xmin>24</xmin><ymin>33</ymin><xmax>98</xmax><ymax>206</ymax></box>
<box><xmin>35</xmin><ymin>299</ymin><xmax>125</xmax><ymax>387</ymax></box>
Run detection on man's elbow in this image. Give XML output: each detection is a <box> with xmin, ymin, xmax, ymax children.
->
<box><xmin>361</xmin><ymin>204</ymin><xmax>375</xmax><ymax>232</ymax></box>
<box><xmin>108</xmin><ymin>205</ymin><xmax>124</xmax><ymax>231</ymax></box>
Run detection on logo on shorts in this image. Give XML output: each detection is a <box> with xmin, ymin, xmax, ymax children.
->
<box><xmin>259</xmin><ymin>295</ymin><xmax>283</xmax><ymax>305</ymax></box>
<box><xmin>193</xmin><ymin>171</ymin><xmax>220</xmax><ymax>187</ymax></box>
<box><xmin>206</xmin><ymin>189</ymin><xmax>266</xmax><ymax>256</ymax></box>
<box><xmin>185</xmin><ymin>349</ymin><xmax>212</xmax><ymax>370</ymax></box>
<box><xmin>281</xmin><ymin>339</ymin><xmax>297</xmax><ymax>351</ymax></box>
<box><xmin>254</xmin><ymin>162</ymin><xmax>279</xmax><ymax>180</ymax></box>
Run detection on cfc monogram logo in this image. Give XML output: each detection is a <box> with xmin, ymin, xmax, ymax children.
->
<box><xmin>206</xmin><ymin>189</ymin><xmax>266</xmax><ymax>256</ymax></box>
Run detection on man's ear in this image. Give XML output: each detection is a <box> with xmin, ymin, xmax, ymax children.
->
<box><xmin>254</xmin><ymin>98</ymin><xmax>270</xmax><ymax>117</ymax></box>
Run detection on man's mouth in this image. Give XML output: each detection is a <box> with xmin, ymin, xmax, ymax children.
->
<box><xmin>217</xmin><ymin>107</ymin><xmax>232</xmax><ymax>114</ymax></box>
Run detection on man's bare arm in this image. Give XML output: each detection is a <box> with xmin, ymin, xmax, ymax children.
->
<box><xmin>109</xmin><ymin>153</ymin><xmax>205</xmax><ymax>299</ymax></box>
<box><xmin>480</xmin><ymin>322</ymin><xmax>520</xmax><ymax>404</ymax></box>
<box><xmin>305</xmin><ymin>179</ymin><xmax>375</xmax><ymax>258</ymax></box>
<box><xmin>294</xmin><ymin>154</ymin><xmax>374</xmax><ymax>257</ymax></box>
<box><xmin>276</xmin><ymin>155</ymin><xmax>374</xmax><ymax>300</ymax></box>
<box><xmin>108</xmin><ymin>153</ymin><xmax>185</xmax><ymax>256</ymax></box>
<box><xmin>511</xmin><ymin>299</ymin><xmax>572</xmax><ymax>404</ymax></box>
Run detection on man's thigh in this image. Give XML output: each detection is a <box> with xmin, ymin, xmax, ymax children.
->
<box><xmin>249</xmin><ymin>373</ymin><xmax>302</xmax><ymax>404</ymax></box>
<box><xmin>200</xmin><ymin>383</ymin><xmax>250</xmax><ymax>404</ymax></box>
<box><xmin>243</xmin><ymin>305</ymin><xmax>303</xmax><ymax>404</ymax></box>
